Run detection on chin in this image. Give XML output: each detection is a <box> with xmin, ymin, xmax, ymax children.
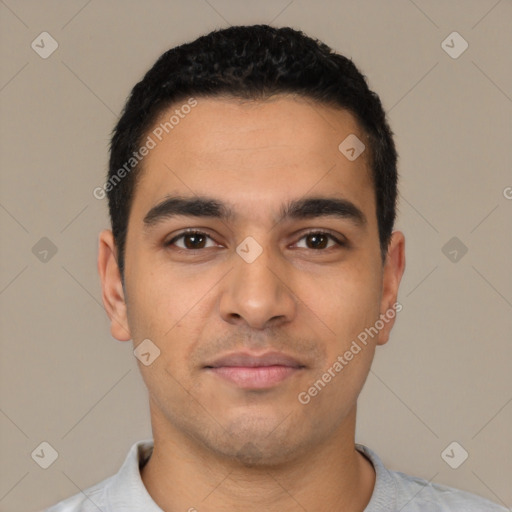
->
<box><xmin>209</xmin><ymin>417</ymin><xmax>308</xmax><ymax>468</ymax></box>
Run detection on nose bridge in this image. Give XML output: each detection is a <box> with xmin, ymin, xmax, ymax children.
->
<box><xmin>219</xmin><ymin>238</ymin><xmax>296</xmax><ymax>329</ymax></box>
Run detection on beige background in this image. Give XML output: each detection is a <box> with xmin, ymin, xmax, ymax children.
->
<box><xmin>1</xmin><ymin>1</ymin><xmax>511</xmax><ymax>511</ymax></box>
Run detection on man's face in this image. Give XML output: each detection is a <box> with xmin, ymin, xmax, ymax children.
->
<box><xmin>101</xmin><ymin>95</ymin><xmax>404</xmax><ymax>465</ymax></box>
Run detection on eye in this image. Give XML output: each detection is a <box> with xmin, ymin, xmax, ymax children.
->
<box><xmin>166</xmin><ymin>230</ymin><xmax>218</xmax><ymax>250</ymax></box>
<box><xmin>294</xmin><ymin>231</ymin><xmax>346</xmax><ymax>250</ymax></box>
<box><xmin>165</xmin><ymin>229</ymin><xmax>346</xmax><ymax>252</ymax></box>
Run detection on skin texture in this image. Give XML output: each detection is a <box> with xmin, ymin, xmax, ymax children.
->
<box><xmin>98</xmin><ymin>95</ymin><xmax>406</xmax><ymax>511</ymax></box>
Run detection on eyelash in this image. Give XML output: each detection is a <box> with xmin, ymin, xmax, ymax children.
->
<box><xmin>165</xmin><ymin>229</ymin><xmax>347</xmax><ymax>252</ymax></box>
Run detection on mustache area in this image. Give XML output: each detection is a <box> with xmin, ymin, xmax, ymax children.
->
<box><xmin>189</xmin><ymin>330</ymin><xmax>328</xmax><ymax>370</ymax></box>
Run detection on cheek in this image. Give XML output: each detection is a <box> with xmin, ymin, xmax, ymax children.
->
<box><xmin>315</xmin><ymin>263</ymin><xmax>381</xmax><ymax>401</ymax></box>
<box><xmin>127</xmin><ymin>257</ymin><xmax>183</xmax><ymax>332</ymax></box>
<box><xmin>313</xmin><ymin>261</ymin><xmax>382</xmax><ymax>339</ymax></box>
<box><xmin>128</xmin><ymin>280</ymin><xmax>206</xmax><ymax>376</ymax></box>
<box><xmin>298</xmin><ymin>342</ymin><xmax>375</xmax><ymax>426</ymax></box>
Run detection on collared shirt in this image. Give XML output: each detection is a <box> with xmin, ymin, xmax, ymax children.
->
<box><xmin>44</xmin><ymin>439</ymin><xmax>507</xmax><ymax>511</ymax></box>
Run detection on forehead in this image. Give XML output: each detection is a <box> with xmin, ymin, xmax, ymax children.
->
<box><xmin>130</xmin><ymin>95</ymin><xmax>374</xmax><ymax>227</ymax></box>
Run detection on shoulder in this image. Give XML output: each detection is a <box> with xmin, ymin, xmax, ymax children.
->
<box><xmin>391</xmin><ymin>469</ymin><xmax>508</xmax><ymax>511</ymax></box>
<box><xmin>43</xmin><ymin>475</ymin><xmax>113</xmax><ymax>512</ymax></box>
<box><xmin>42</xmin><ymin>439</ymin><xmax>155</xmax><ymax>512</ymax></box>
<box><xmin>356</xmin><ymin>444</ymin><xmax>508</xmax><ymax>512</ymax></box>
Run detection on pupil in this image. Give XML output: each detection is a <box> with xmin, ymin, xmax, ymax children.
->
<box><xmin>185</xmin><ymin>234</ymin><xmax>204</xmax><ymax>249</ymax></box>
<box><xmin>309</xmin><ymin>233</ymin><xmax>326</xmax><ymax>249</ymax></box>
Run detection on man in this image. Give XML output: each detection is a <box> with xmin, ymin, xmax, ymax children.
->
<box><xmin>47</xmin><ymin>25</ymin><xmax>506</xmax><ymax>511</ymax></box>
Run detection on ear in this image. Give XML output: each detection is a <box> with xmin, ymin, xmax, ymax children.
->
<box><xmin>376</xmin><ymin>230</ymin><xmax>406</xmax><ymax>346</ymax></box>
<box><xmin>97</xmin><ymin>229</ymin><xmax>132</xmax><ymax>341</ymax></box>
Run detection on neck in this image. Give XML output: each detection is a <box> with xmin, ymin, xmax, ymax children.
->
<box><xmin>141</xmin><ymin>406</ymin><xmax>375</xmax><ymax>512</ymax></box>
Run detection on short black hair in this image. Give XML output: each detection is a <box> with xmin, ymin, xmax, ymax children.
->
<box><xmin>108</xmin><ymin>24</ymin><xmax>398</xmax><ymax>280</ymax></box>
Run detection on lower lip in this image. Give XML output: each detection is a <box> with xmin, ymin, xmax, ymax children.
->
<box><xmin>208</xmin><ymin>365</ymin><xmax>301</xmax><ymax>389</ymax></box>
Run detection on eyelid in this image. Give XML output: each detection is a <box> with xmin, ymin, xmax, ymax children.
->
<box><xmin>165</xmin><ymin>228</ymin><xmax>347</xmax><ymax>250</ymax></box>
<box><xmin>166</xmin><ymin>228</ymin><xmax>220</xmax><ymax>248</ymax></box>
<box><xmin>293</xmin><ymin>229</ymin><xmax>347</xmax><ymax>249</ymax></box>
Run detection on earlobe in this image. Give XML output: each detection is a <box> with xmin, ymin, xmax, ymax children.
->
<box><xmin>97</xmin><ymin>229</ymin><xmax>132</xmax><ymax>341</ymax></box>
<box><xmin>377</xmin><ymin>231</ymin><xmax>406</xmax><ymax>346</ymax></box>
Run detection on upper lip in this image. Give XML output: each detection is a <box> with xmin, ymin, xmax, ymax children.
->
<box><xmin>205</xmin><ymin>351</ymin><xmax>305</xmax><ymax>369</ymax></box>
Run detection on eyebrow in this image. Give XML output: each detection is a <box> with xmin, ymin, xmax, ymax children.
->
<box><xmin>143</xmin><ymin>195</ymin><xmax>367</xmax><ymax>230</ymax></box>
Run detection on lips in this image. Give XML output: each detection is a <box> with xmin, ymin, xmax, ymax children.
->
<box><xmin>204</xmin><ymin>351</ymin><xmax>305</xmax><ymax>389</ymax></box>
<box><xmin>205</xmin><ymin>351</ymin><xmax>304</xmax><ymax>369</ymax></box>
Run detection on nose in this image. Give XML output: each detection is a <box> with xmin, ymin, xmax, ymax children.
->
<box><xmin>219</xmin><ymin>244</ymin><xmax>297</xmax><ymax>330</ymax></box>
